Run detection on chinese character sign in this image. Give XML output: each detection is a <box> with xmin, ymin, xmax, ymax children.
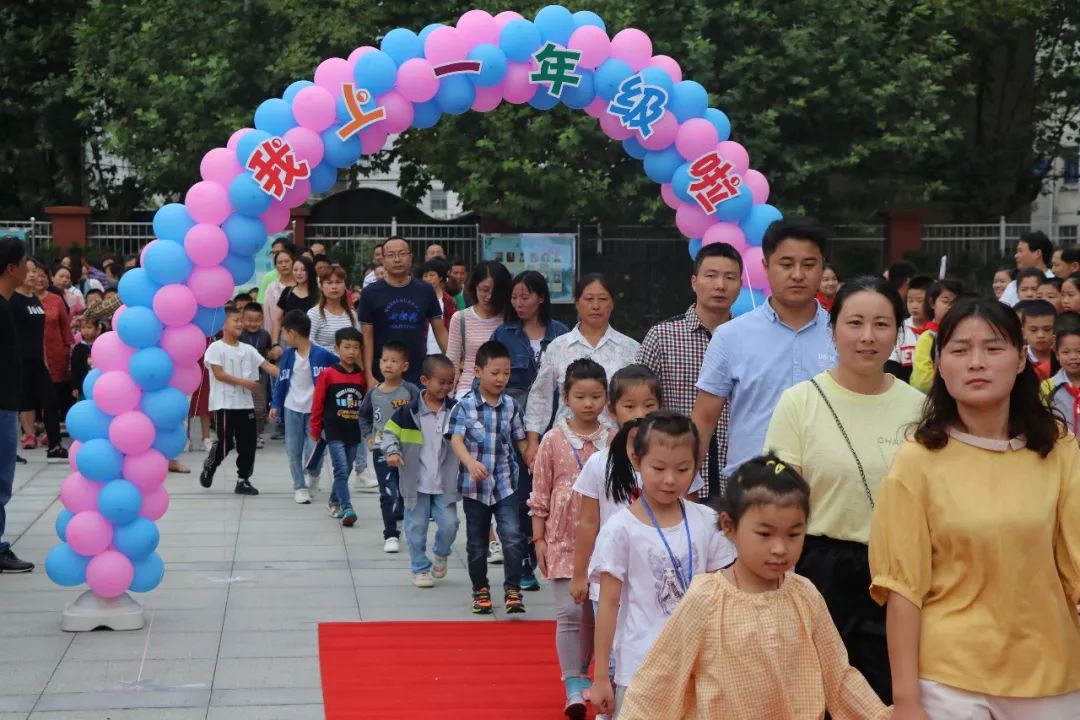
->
<box><xmin>688</xmin><ymin>152</ymin><xmax>742</xmax><ymax>214</ymax></box>
<box><xmin>244</xmin><ymin>138</ymin><xmax>311</xmax><ymax>201</ymax></box>
<box><xmin>336</xmin><ymin>84</ymin><xmax>386</xmax><ymax>141</ymax></box>
<box><xmin>529</xmin><ymin>42</ymin><xmax>582</xmax><ymax>97</ymax></box>
<box><xmin>607</xmin><ymin>74</ymin><xmax>669</xmax><ymax>138</ymax></box>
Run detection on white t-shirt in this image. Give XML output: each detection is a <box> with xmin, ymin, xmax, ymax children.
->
<box><xmin>889</xmin><ymin>317</ymin><xmax>921</xmax><ymax>368</ymax></box>
<box><xmin>589</xmin><ymin>502</ymin><xmax>736</xmax><ymax>687</ymax></box>
<box><xmin>306</xmin><ymin>306</ymin><xmax>359</xmax><ymax>350</ymax></box>
<box><xmin>285</xmin><ymin>351</ymin><xmax>315</xmax><ymax>413</ymax></box>
<box><xmin>204</xmin><ymin>340</ymin><xmax>264</xmax><ymax>411</ymax></box>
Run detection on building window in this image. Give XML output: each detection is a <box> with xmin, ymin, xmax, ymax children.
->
<box><xmin>430</xmin><ymin>190</ymin><xmax>448</xmax><ymax>212</ymax></box>
<box><xmin>1065</xmin><ymin>148</ymin><xmax>1079</xmax><ymax>185</ymax></box>
<box><xmin>1060</xmin><ymin>225</ymin><xmax>1078</xmax><ymax>246</ymax></box>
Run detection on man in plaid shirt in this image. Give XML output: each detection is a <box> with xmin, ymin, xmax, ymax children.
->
<box><xmin>637</xmin><ymin>242</ymin><xmax>743</xmax><ymax>500</ymax></box>
<box><xmin>449</xmin><ymin>340</ymin><xmax>529</xmax><ymax>615</ymax></box>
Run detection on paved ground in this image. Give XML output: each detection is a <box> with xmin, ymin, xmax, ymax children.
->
<box><xmin>0</xmin><ymin>440</ymin><xmax>554</xmax><ymax>719</ymax></box>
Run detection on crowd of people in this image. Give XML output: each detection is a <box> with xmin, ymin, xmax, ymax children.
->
<box><xmin>0</xmin><ymin>219</ymin><xmax>1078</xmax><ymax>720</ymax></box>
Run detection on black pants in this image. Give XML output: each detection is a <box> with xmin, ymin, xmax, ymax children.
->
<box><xmin>19</xmin><ymin>361</ymin><xmax>60</xmax><ymax>448</ymax></box>
<box><xmin>202</xmin><ymin>409</ymin><xmax>257</xmax><ymax>481</ymax></box>
<box><xmin>513</xmin><ymin>447</ymin><xmax>537</xmax><ymax>578</ymax></box>
<box><xmin>796</xmin><ymin>534</ymin><xmax>892</xmax><ymax>703</ymax></box>
<box><xmin>463</xmin><ymin>495</ymin><xmax>524</xmax><ymax>592</ymax></box>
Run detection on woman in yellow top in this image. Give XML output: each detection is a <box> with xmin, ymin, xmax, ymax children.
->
<box><xmin>870</xmin><ymin>297</ymin><xmax>1080</xmax><ymax>720</ymax></box>
<box><xmin>764</xmin><ymin>275</ymin><xmax>924</xmax><ymax>702</ymax></box>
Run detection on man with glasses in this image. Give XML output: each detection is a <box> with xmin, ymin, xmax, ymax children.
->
<box><xmin>359</xmin><ymin>236</ymin><xmax>448</xmax><ymax>387</ymax></box>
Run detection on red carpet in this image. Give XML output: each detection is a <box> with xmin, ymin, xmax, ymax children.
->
<box><xmin>319</xmin><ymin>621</ymin><xmax>595</xmax><ymax>720</ymax></box>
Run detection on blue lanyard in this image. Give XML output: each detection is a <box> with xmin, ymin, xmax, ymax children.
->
<box><xmin>640</xmin><ymin>497</ymin><xmax>693</xmax><ymax>593</ymax></box>
<box><xmin>570</xmin><ymin>445</ymin><xmax>585</xmax><ymax>470</ymax></box>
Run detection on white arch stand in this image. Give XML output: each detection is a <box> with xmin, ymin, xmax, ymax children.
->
<box><xmin>61</xmin><ymin>590</ymin><xmax>145</xmax><ymax>632</ymax></box>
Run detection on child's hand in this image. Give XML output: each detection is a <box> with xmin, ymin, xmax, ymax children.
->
<box><xmin>386</xmin><ymin>453</ymin><xmax>403</xmax><ymax>468</ymax></box>
<box><xmin>467</xmin><ymin>459</ymin><xmax>489</xmax><ymax>482</ymax></box>
<box><xmin>243</xmin><ymin>379</ymin><xmax>260</xmax><ymax>391</ymax></box>
<box><xmin>534</xmin><ymin>540</ymin><xmax>548</xmax><ymax>577</ymax></box>
<box><xmin>591</xmin><ymin>677</ymin><xmax>615</xmax><ymax>716</ymax></box>
<box><xmin>268</xmin><ymin>346</ymin><xmax>282</xmax><ymax>361</ymax></box>
<box><xmin>569</xmin><ymin>576</ymin><xmax>588</xmax><ymax>605</ymax></box>
<box><xmin>524</xmin><ymin>440</ymin><xmax>539</xmax><ymax>470</ymax></box>
<box><xmin>366</xmin><ymin>436</ymin><xmax>374</xmax><ymax>450</ymax></box>
<box><xmin>268</xmin><ymin>407</ymin><xmax>278</xmax><ymax>422</ymax></box>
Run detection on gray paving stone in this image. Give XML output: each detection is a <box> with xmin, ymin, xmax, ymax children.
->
<box><xmin>0</xmin><ymin>635</ymin><xmax>71</xmax><ymax>663</ymax></box>
<box><xmin>0</xmin><ymin>662</ymin><xmax>62</xmax><ymax>696</ymax></box>
<box><xmin>0</xmin><ymin>697</ymin><xmax>35</xmax><ymax>714</ymax></box>
<box><xmin>65</xmin><ymin>631</ymin><xmax>220</xmax><ymax>662</ymax></box>
<box><xmin>206</xmin><ymin>703</ymin><xmax>324</xmax><ymax>720</ymax></box>
<box><xmin>217</xmin><ymin>630</ymin><xmax>319</xmax><ymax>659</ymax></box>
<box><xmin>44</xmin><ymin>659</ymin><xmax>215</xmax><ymax>694</ymax></box>
<box><xmin>209</xmin><ymin>688</ymin><xmax>324</xmax><ymax>707</ymax></box>
<box><xmin>29</xmin><ymin>710</ymin><xmax>207</xmax><ymax>720</ymax></box>
<box><xmin>212</xmin><ymin>657</ymin><xmax>321</xmax><ymax>689</ymax></box>
<box><xmin>31</xmin><ymin>689</ymin><xmax>211</xmax><ymax>713</ymax></box>
<box><xmin>222</xmin><ymin>606</ymin><xmax>361</xmax><ymax>632</ymax></box>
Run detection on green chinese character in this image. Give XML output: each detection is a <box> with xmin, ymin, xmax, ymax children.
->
<box><xmin>529</xmin><ymin>41</ymin><xmax>582</xmax><ymax>98</ymax></box>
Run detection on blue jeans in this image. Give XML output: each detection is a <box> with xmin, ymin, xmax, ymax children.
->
<box><xmin>327</xmin><ymin>440</ymin><xmax>359</xmax><ymax>511</ymax></box>
<box><xmin>0</xmin><ymin>411</ymin><xmax>17</xmax><ymax>552</ymax></box>
<box><xmin>283</xmin><ymin>408</ymin><xmax>323</xmax><ymax>490</ymax></box>
<box><xmin>352</xmin><ymin>437</ymin><xmax>369</xmax><ymax>474</ymax></box>
<box><xmin>463</xmin><ymin>495</ymin><xmax>524</xmax><ymax>592</ymax></box>
<box><xmin>371</xmin><ymin>449</ymin><xmax>402</xmax><ymax>539</ymax></box>
<box><xmin>403</xmin><ymin>492</ymin><xmax>460</xmax><ymax>574</ymax></box>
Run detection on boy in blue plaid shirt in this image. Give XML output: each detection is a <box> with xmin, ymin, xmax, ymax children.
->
<box><xmin>449</xmin><ymin>340</ymin><xmax>529</xmax><ymax>614</ymax></box>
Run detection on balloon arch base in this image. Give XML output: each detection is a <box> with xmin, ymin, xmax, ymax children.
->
<box><xmin>60</xmin><ymin>590</ymin><xmax>145</xmax><ymax>633</ymax></box>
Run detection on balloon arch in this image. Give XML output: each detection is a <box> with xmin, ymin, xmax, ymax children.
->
<box><xmin>47</xmin><ymin>5</ymin><xmax>782</xmax><ymax>614</ymax></box>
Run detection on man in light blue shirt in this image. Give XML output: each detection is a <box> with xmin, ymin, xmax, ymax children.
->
<box><xmin>692</xmin><ymin>217</ymin><xmax>837</xmax><ymax>482</ymax></box>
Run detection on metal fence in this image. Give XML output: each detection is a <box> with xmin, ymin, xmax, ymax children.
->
<box><xmin>86</xmin><ymin>222</ymin><xmax>156</xmax><ymax>257</ymax></box>
<box><xmin>306</xmin><ymin>221</ymin><xmax>481</xmax><ymax>265</ymax></box>
<box><xmin>0</xmin><ymin>219</ymin><xmax>53</xmax><ymax>253</ymax></box>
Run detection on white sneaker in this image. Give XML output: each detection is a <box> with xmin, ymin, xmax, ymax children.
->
<box><xmin>306</xmin><ymin>472</ymin><xmax>320</xmax><ymax>496</ymax></box>
<box><xmin>488</xmin><ymin>540</ymin><xmax>503</xmax><ymax>564</ymax></box>
<box><xmin>432</xmin><ymin>555</ymin><xmax>448</xmax><ymax>580</ymax></box>
<box><xmin>294</xmin><ymin>488</ymin><xmax>311</xmax><ymax>504</ymax></box>
<box><xmin>383</xmin><ymin>537</ymin><xmax>400</xmax><ymax>553</ymax></box>
<box><xmin>199</xmin><ymin>438</ymin><xmax>211</xmax><ymax>452</ymax></box>
<box><xmin>355</xmin><ymin>466</ymin><xmax>378</xmax><ymax>492</ymax></box>
<box><xmin>411</xmin><ymin>572</ymin><xmax>435</xmax><ymax>588</ymax></box>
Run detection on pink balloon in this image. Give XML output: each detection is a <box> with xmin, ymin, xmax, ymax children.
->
<box><xmin>140</xmin><ymin>485</ymin><xmax>170</xmax><ymax>521</ymax></box>
<box><xmin>69</xmin><ymin>441</ymin><xmax>81</xmax><ymax>472</ymax></box>
<box><xmin>472</xmin><ymin>84</ymin><xmax>503</xmax><ymax>112</ymax></box>
<box><xmin>675</xmin><ymin>118</ymin><xmax>720</xmax><ymax>162</ymax></box>
<box><xmin>283</xmin><ymin>127</ymin><xmax>324</xmax><ymax>168</ymax></box>
<box><xmin>86</xmin><ymin>550</ymin><xmax>134</xmax><ymax>599</ymax></box>
<box><xmin>61</xmin><ymin>473</ymin><xmax>103</xmax><ymax>514</ymax></box>
<box><xmin>227</xmin><ymin>128</ymin><xmax>252</xmax><ymax>153</ymax></box>
<box><xmin>260</xmin><ymin>201</ymin><xmax>291</xmax><ymax>234</ymax></box>
<box><xmin>502</xmin><ymin>62</ymin><xmax>536</xmax><ymax>105</ymax></box>
<box><xmin>153</xmin><ymin>284</ymin><xmax>198</xmax><ymax>328</ymax></box>
<box><xmin>396</xmin><ymin>58</ymin><xmax>440</xmax><ymax>103</ymax></box>
<box><xmin>292</xmin><ymin>86</ymin><xmax>337</xmax><ymax>131</ymax></box>
<box><xmin>347</xmin><ymin>45</ymin><xmax>376</xmax><ymax>65</ymax></box>
<box><xmin>743</xmin><ymin>169</ymin><xmax>770</xmax><ymax>205</ymax></box>
<box><xmin>425</xmin><ymin>26</ymin><xmax>468</xmax><ymax>65</ymax></box>
<box><xmin>108</xmin><ymin>411</ymin><xmax>156</xmax><ymax>455</ymax></box>
<box><xmin>283</xmin><ymin>179</ymin><xmax>311</xmax><ymax>209</ymax></box>
<box><xmin>647</xmin><ymin>55</ymin><xmax>683</xmax><ymax>83</ymax></box>
<box><xmin>183</xmin><ymin>224</ymin><xmax>230</xmax><ymax>268</ymax></box>
<box><xmin>717</xmin><ymin>141</ymin><xmax>750</xmax><ymax>176</ymax></box>
<box><xmin>742</xmin><ymin>246</ymin><xmax>767</xmax><ymax>289</ymax></box>
<box><xmin>660</xmin><ymin>183</ymin><xmax>681</xmax><ymax>210</ymax></box>
<box><xmin>638</xmin><ymin>113</ymin><xmax>678</xmax><ymax>150</ymax></box>
<box><xmin>169</xmin><ymin>361</ymin><xmax>203</xmax><ymax>395</ymax></box>
<box><xmin>199</xmin><ymin>148</ymin><xmax>242</xmax><ymax>187</ymax></box>
<box><xmin>314</xmin><ymin>57</ymin><xmax>352</xmax><ymax>94</ymax></box>
<box><xmin>66</xmin><ymin>510</ymin><xmax>113</xmax><ymax>556</ymax></box>
<box><xmin>676</xmin><ymin>203</ymin><xmax>714</xmax><ymax>239</ymax></box>
<box><xmin>379</xmin><ymin>91</ymin><xmax>414</xmax><ymax>134</ymax></box>
<box><xmin>360</xmin><ymin>128</ymin><xmax>389</xmax><ymax>155</ymax></box>
<box><xmin>160</xmin><ymin>324</ymin><xmax>206</xmax><ymax>365</ymax></box>
<box><xmin>456</xmin><ymin>9</ymin><xmax>499</xmax><ymax>46</ymax></box>
<box><xmin>599</xmin><ymin>110</ymin><xmax>634</xmax><ymax>140</ymax></box>
<box><xmin>703</xmin><ymin>222</ymin><xmax>749</xmax><ymax>252</ymax></box>
<box><xmin>123</xmin><ymin>450</ymin><xmax>168</xmax><ymax>492</ymax></box>
<box><xmin>494</xmin><ymin>11</ymin><xmax>524</xmax><ymax>29</ymax></box>
<box><xmin>568</xmin><ymin>26</ymin><xmax>611</xmax><ymax>70</ymax></box>
<box><xmin>91</xmin><ymin>331</ymin><xmax>136</xmax><ymax>373</ymax></box>
<box><xmin>95</xmin><ymin>371</ymin><xmax>142</xmax><ymax>415</ymax></box>
<box><xmin>184</xmin><ymin>181</ymin><xmax>231</xmax><ymax>226</ymax></box>
<box><xmin>187</xmin><ymin>266</ymin><xmax>234</xmax><ymax>308</ymax></box>
<box><xmin>584</xmin><ymin>97</ymin><xmax>607</xmax><ymax>118</ymax></box>
<box><xmin>610</xmin><ymin>28</ymin><xmax>652</xmax><ymax>72</ymax></box>
<box><xmin>111</xmin><ymin>304</ymin><xmax>128</xmax><ymax>327</ymax></box>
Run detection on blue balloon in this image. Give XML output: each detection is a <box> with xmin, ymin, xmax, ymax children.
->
<box><xmin>45</xmin><ymin>543</ymin><xmax>90</xmax><ymax>587</ymax></box>
<box><xmin>468</xmin><ymin>44</ymin><xmax>509</xmax><ymax>87</ymax></box>
<box><xmin>152</xmin><ymin>204</ymin><xmax>195</xmax><ymax>242</ymax></box>
<box><xmin>141</xmin><ymin>387</ymin><xmax>188</xmax><ymax>429</ymax></box>
<box><xmin>98</xmin><ymin>479</ymin><xmax>143</xmax><ymax>525</ymax></box>
<box><xmin>687</xmin><ymin>238</ymin><xmax>703</xmax><ymax>260</ymax></box>
<box><xmin>704</xmin><ymin>108</ymin><xmax>732</xmax><ymax>141</ymax></box>
<box><xmin>672</xmin><ymin>162</ymin><xmax>694</xmax><ymax>202</ymax></box>
<box><xmin>222</xmin><ymin>214</ymin><xmax>267</xmax><ymax>256</ymax></box>
<box><xmin>66</xmin><ymin>400</ymin><xmax>113</xmax><ymax>442</ymax></box>
<box><xmin>336</xmin><ymin>90</ymin><xmax>378</xmax><ymax>124</ymax></box>
<box><xmin>321</xmin><ymin>128</ymin><xmax>362</xmax><ymax>169</ymax></box>
<box><xmin>192</xmin><ymin>305</ymin><xmax>225</xmax><ymax>336</ymax></box>
<box><xmin>561</xmin><ymin>70</ymin><xmax>595</xmax><ymax>109</ymax></box>
<box><xmin>640</xmin><ymin>67</ymin><xmax>675</xmax><ymax>97</ymax></box>
<box><xmin>529</xmin><ymin>85</ymin><xmax>560</xmax><ymax>110</ymax></box>
<box><xmin>282</xmin><ymin>80</ymin><xmax>314</xmax><ymax>104</ymax></box>
<box><xmin>129</xmin><ymin>552</ymin><xmax>165</xmax><ymax>593</ymax></box>
<box><xmin>500</xmin><ymin>19</ymin><xmax>543</xmax><ymax>62</ymax></box>
<box><xmin>419</xmin><ymin>23</ymin><xmax>446</xmax><ymax>44</ymax></box>
<box><xmin>142</xmin><ymin>240</ymin><xmax>193</xmax><ymax>286</ymax></box>
<box><xmin>55</xmin><ymin>508</ymin><xmax>74</xmax><ymax>542</ymax></box>
<box><xmin>731</xmin><ymin>287</ymin><xmax>767</xmax><ymax>317</ymax></box>
<box><xmin>118</xmin><ymin>268</ymin><xmax>161</xmax><ymax>309</ymax></box>
<box><xmin>117</xmin><ymin>306</ymin><xmax>164</xmax><ymax>349</ymax></box>
<box><xmin>669</xmin><ymin>81</ymin><xmax>709</xmax><ymax>122</ymax></box>
<box><xmin>435</xmin><ymin>75</ymin><xmax>476</xmax><ymax>115</ymax></box>
<box><xmin>354</xmin><ymin>50</ymin><xmax>397</xmax><ymax>97</ymax></box>
<box><xmin>129</xmin><ymin>347</ymin><xmax>174</xmax><ymax>391</ymax></box>
<box><xmin>82</xmin><ymin>368</ymin><xmax>102</xmax><ymax>401</ymax></box>
<box><xmin>381</xmin><ymin>28</ymin><xmax>422</xmax><ymax>66</ymax></box>
<box><xmin>228</xmin><ymin>173</ymin><xmax>272</xmax><ymax>217</ymax></box>
<box><xmin>411</xmin><ymin>100</ymin><xmax>442</xmax><ymax>129</ymax></box>
<box><xmin>235</xmin><ymin>129</ymin><xmax>272</xmax><ymax>165</ymax></box>
<box><xmin>573</xmin><ymin>10</ymin><xmax>606</xmax><ymax>30</ymax></box>
<box><xmin>222</xmin><ymin>253</ymin><xmax>256</xmax><ymax>285</ymax></box>
<box><xmin>713</xmin><ymin>184</ymin><xmax>754</xmax><ymax>224</ymax></box>
<box><xmin>741</xmin><ymin>204</ymin><xmax>784</xmax><ymax>247</ymax></box>
<box><xmin>253</xmin><ymin>98</ymin><xmax>296</xmax><ymax>136</ymax></box>
<box><xmin>622</xmin><ymin>136</ymin><xmax>648</xmax><ymax>160</ymax></box>
<box><xmin>594</xmin><ymin>58</ymin><xmax>634</xmax><ymax>101</ymax></box>
<box><xmin>535</xmin><ymin>5</ymin><xmax>576</xmax><ymax>45</ymax></box>
<box><xmin>644</xmin><ymin>146</ymin><xmax>684</xmax><ymax>184</ymax></box>
<box><xmin>309</xmin><ymin>162</ymin><xmax>338</xmax><ymax>194</ymax></box>
<box><xmin>77</xmin><ymin>438</ymin><xmax>123</xmax><ymax>482</ymax></box>
<box><xmin>113</xmin><ymin>518</ymin><xmax>160</xmax><ymax>562</ymax></box>
<box><xmin>151</xmin><ymin>423</ymin><xmax>188</xmax><ymax>459</ymax></box>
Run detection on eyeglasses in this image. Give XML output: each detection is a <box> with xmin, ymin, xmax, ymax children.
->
<box><xmin>383</xmin><ymin>251</ymin><xmax>411</xmax><ymax>259</ymax></box>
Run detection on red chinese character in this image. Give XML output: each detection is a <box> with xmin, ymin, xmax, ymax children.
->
<box><xmin>688</xmin><ymin>152</ymin><xmax>742</xmax><ymax>214</ymax></box>
<box><xmin>336</xmin><ymin>84</ymin><xmax>386</xmax><ymax>141</ymax></box>
<box><xmin>244</xmin><ymin>138</ymin><xmax>311</xmax><ymax>200</ymax></box>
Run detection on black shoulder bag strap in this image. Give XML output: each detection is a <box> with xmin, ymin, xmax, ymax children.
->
<box><xmin>808</xmin><ymin>378</ymin><xmax>875</xmax><ymax>509</ymax></box>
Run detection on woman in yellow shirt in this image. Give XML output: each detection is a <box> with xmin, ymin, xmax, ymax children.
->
<box><xmin>870</xmin><ymin>298</ymin><xmax>1080</xmax><ymax>720</ymax></box>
